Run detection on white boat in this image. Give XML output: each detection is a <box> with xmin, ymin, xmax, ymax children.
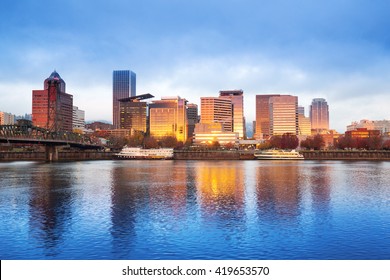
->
<box><xmin>115</xmin><ymin>147</ymin><xmax>174</xmax><ymax>159</ymax></box>
<box><xmin>254</xmin><ymin>149</ymin><xmax>304</xmax><ymax>160</ymax></box>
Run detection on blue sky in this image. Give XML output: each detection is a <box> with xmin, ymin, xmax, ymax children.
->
<box><xmin>1</xmin><ymin>0</ymin><xmax>390</xmax><ymax>132</ymax></box>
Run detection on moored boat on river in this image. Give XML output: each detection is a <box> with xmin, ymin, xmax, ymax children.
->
<box><xmin>254</xmin><ymin>149</ymin><xmax>304</xmax><ymax>160</ymax></box>
<box><xmin>115</xmin><ymin>147</ymin><xmax>174</xmax><ymax>159</ymax></box>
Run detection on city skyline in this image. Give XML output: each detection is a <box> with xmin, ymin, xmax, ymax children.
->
<box><xmin>1</xmin><ymin>1</ymin><xmax>390</xmax><ymax>133</ymax></box>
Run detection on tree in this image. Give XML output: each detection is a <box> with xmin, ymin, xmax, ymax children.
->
<box><xmin>300</xmin><ymin>134</ymin><xmax>326</xmax><ymax>150</ymax></box>
<box><xmin>143</xmin><ymin>136</ymin><xmax>159</xmax><ymax>149</ymax></box>
<box><xmin>281</xmin><ymin>133</ymin><xmax>299</xmax><ymax>149</ymax></box>
<box><xmin>312</xmin><ymin>134</ymin><xmax>325</xmax><ymax>150</ymax></box>
<box><xmin>336</xmin><ymin>136</ymin><xmax>356</xmax><ymax>149</ymax></box>
<box><xmin>256</xmin><ymin>141</ymin><xmax>273</xmax><ymax>150</ymax></box>
<box><xmin>382</xmin><ymin>139</ymin><xmax>390</xmax><ymax>150</ymax></box>
<box><xmin>270</xmin><ymin>135</ymin><xmax>282</xmax><ymax>149</ymax></box>
<box><xmin>368</xmin><ymin>135</ymin><xmax>382</xmax><ymax>150</ymax></box>
<box><xmin>159</xmin><ymin>136</ymin><xmax>178</xmax><ymax>148</ymax></box>
<box><xmin>300</xmin><ymin>138</ymin><xmax>313</xmax><ymax>150</ymax></box>
<box><xmin>210</xmin><ymin>140</ymin><xmax>220</xmax><ymax>149</ymax></box>
<box><xmin>224</xmin><ymin>142</ymin><xmax>235</xmax><ymax>150</ymax></box>
<box><xmin>127</xmin><ymin>131</ymin><xmax>144</xmax><ymax>147</ymax></box>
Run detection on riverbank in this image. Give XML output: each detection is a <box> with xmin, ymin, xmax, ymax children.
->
<box><xmin>301</xmin><ymin>150</ymin><xmax>390</xmax><ymax>160</ymax></box>
<box><xmin>0</xmin><ymin>151</ymin><xmax>114</xmax><ymax>161</ymax></box>
<box><xmin>1</xmin><ymin>150</ymin><xmax>390</xmax><ymax>161</ymax></box>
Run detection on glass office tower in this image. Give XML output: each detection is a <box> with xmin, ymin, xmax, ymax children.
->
<box><xmin>310</xmin><ymin>98</ymin><xmax>329</xmax><ymax>131</ymax></box>
<box><xmin>113</xmin><ymin>70</ymin><xmax>136</xmax><ymax>128</ymax></box>
<box><xmin>219</xmin><ymin>90</ymin><xmax>245</xmax><ymax>139</ymax></box>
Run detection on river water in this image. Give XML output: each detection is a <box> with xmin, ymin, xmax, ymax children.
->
<box><xmin>0</xmin><ymin>160</ymin><xmax>389</xmax><ymax>260</ymax></box>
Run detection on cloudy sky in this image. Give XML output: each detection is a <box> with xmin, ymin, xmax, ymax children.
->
<box><xmin>1</xmin><ymin>0</ymin><xmax>389</xmax><ymax>132</ymax></box>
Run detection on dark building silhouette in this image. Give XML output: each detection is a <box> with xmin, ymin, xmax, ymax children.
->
<box><xmin>118</xmin><ymin>94</ymin><xmax>154</xmax><ymax>133</ymax></box>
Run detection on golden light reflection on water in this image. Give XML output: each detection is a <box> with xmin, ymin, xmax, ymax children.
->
<box><xmin>194</xmin><ymin>161</ymin><xmax>245</xmax><ymax>222</ymax></box>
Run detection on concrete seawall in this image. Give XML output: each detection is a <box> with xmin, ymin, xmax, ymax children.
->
<box><xmin>0</xmin><ymin>151</ymin><xmax>114</xmax><ymax>161</ymax></box>
<box><xmin>301</xmin><ymin>150</ymin><xmax>390</xmax><ymax>160</ymax></box>
<box><xmin>2</xmin><ymin>150</ymin><xmax>390</xmax><ymax>161</ymax></box>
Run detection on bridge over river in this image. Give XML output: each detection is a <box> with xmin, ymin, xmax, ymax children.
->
<box><xmin>0</xmin><ymin>124</ymin><xmax>103</xmax><ymax>161</ymax></box>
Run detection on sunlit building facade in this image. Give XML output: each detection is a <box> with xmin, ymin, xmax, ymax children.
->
<box><xmin>269</xmin><ymin>95</ymin><xmax>298</xmax><ymax>136</ymax></box>
<box><xmin>310</xmin><ymin>98</ymin><xmax>329</xmax><ymax>131</ymax></box>
<box><xmin>255</xmin><ymin>94</ymin><xmax>298</xmax><ymax>138</ymax></box>
<box><xmin>149</xmin><ymin>96</ymin><xmax>188</xmax><ymax>142</ymax></box>
<box><xmin>200</xmin><ymin>97</ymin><xmax>232</xmax><ymax>132</ymax></box>
<box><xmin>32</xmin><ymin>71</ymin><xmax>73</xmax><ymax>131</ymax></box>
<box><xmin>297</xmin><ymin>105</ymin><xmax>311</xmax><ymax>136</ymax></box>
<box><xmin>219</xmin><ymin>90</ymin><xmax>245</xmax><ymax>139</ymax></box>
<box><xmin>113</xmin><ymin>70</ymin><xmax>136</xmax><ymax>129</ymax></box>
<box><xmin>255</xmin><ymin>94</ymin><xmax>279</xmax><ymax>139</ymax></box>
<box><xmin>193</xmin><ymin>123</ymin><xmax>239</xmax><ymax>146</ymax></box>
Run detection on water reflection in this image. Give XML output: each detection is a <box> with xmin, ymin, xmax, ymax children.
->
<box><xmin>195</xmin><ymin>161</ymin><xmax>245</xmax><ymax>226</ymax></box>
<box><xmin>1</xmin><ymin>160</ymin><xmax>389</xmax><ymax>259</ymax></box>
<box><xmin>255</xmin><ymin>163</ymin><xmax>301</xmax><ymax>222</ymax></box>
<box><xmin>28</xmin><ymin>164</ymin><xmax>74</xmax><ymax>258</ymax></box>
<box><xmin>109</xmin><ymin>161</ymin><xmax>193</xmax><ymax>258</ymax></box>
<box><xmin>309</xmin><ymin>165</ymin><xmax>332</xmax><ymax>216</ymax></box>
<box><xmin>110</xmin><ymin>164</ymin><xmax>138</xmax><ymax>258</ymax></box>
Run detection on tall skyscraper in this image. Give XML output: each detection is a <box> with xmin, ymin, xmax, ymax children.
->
<box><xmin>113</xmin><ymin>70</ymin><xmax>136</xmax><ymax>128</ymax></box>
<box><xmin>32</xmin><ymin>71</ymin><xmax>73</xmax><ymax>131</ymax></box>
<box><xmin>149</xmin><ymin>96</ymin><xmax>188</xmax><ymax>142</ymax></box>
<box><xmin>255</xmin><ymin>94</ymin><xmax>298</xmax><ymax>138</ymax></box>
<box><xmin>269</xmin><ymin>95</ymin><xmax>298</xmax><ymax>136</ymax></box>
<box><xmin>255</xmin><ymin>94</ymin><xmax>279</xmax><ymax>139</ymax></box>
<box><xmin>118</xmin><ymin>94</ymin><xmax>154</xmax><ymax>133</ymax></box>
<box><xmin>219</xmin><ymin>90</ymin><xmax>245</xmax><ymax>139</ymax></box>
<box><xmin>310</xmin><ymin>98</ymin><xmax>329</xmax><ymax>131</ymax></box>
<box><xmin>200</xmin><ymin>97</ymin><xmax>233</xmax><ymax>132</ymax></box>
<box><xmin>186</xmin><ymin>103</ymin><xmax>199</xmax><ymax>139</ymax></box>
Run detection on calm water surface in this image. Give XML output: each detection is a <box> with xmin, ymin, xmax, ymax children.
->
<box><xmin>0</xmin><ymin>160</ymin><xmax>389</xmax><ymax>260</ymax></box>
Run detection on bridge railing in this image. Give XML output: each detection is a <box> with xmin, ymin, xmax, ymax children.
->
<box><xmin>0</xmin><ymin>124</ymin><xmax>100</xmax><ymax>146</ymax></box>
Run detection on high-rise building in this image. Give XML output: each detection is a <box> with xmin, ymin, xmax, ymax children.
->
<box><xmin>310</xmin><ymin>98</ymin><xmax>329</xmax><ymax>131</ymax></box>
<box><xmin>149</xmin><ymin>96</ymin><xmax>188</xmax><ymax>142</ymax></box>
<box><xmin>200</xmin><ymin>97</ymin><xmax>232</xmax><ymax>132</ymax></box>
<box><xmin>269</xmin><ymin>95</ymin><xmax>298</xmax><ymax>136</ymax></box>
<box><xmin>186</xmin><ymin>103</ymin><xmax>199</xmax><ymax>139</ymax></box>
<box><xmin>73</xmin><ymin>106</ymin><xmax>85</xmax><ymax>131</ymax></box>
<box><xmin>32</xmin><ymin>71</ymin><xmax>73</xmax><ymax>131</ymax></box>
<box><xmin>113</xmin><ymin>70</ymin><xmax>136</xmax><ymax>128</ymax></box>
<box><xmin>219</xmin><ymin>90</ymin><xmax>245</xmax><ymax>139</ymax></box>
<box><xmin>118</xmin><ymin>93</ymin><xmax>154</xmax><ymax>134</ymax></box>
<box><xmin>297</xmin><ymin>106</ymin><xmax>311</xmax><ymax>136</ymax></box>
<box><xmin>255</xmin><ymin>94</ymin><xmax>279</xmax><ymax>139</ymax></box>
<box><xmin>255</xmin><ymin>94</ymin><xmax>298</xmax><ymax>138</ymax></box>
<box><xmin>0</xmin><ymin>112</ymin><xmax>15</xmax><ymax>125</ymax></box>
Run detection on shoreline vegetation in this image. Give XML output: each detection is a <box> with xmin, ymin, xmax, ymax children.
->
<box><xmin>1</xmin><ymin>149</ymin><xmax>390</xmax><ymax>161</ymax></box>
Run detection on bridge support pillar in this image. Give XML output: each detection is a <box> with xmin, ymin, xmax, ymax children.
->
<box><xmin>45</xmin><ymin>146</ymin><xmax>59</xmax><ymax>162</ymax></box>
